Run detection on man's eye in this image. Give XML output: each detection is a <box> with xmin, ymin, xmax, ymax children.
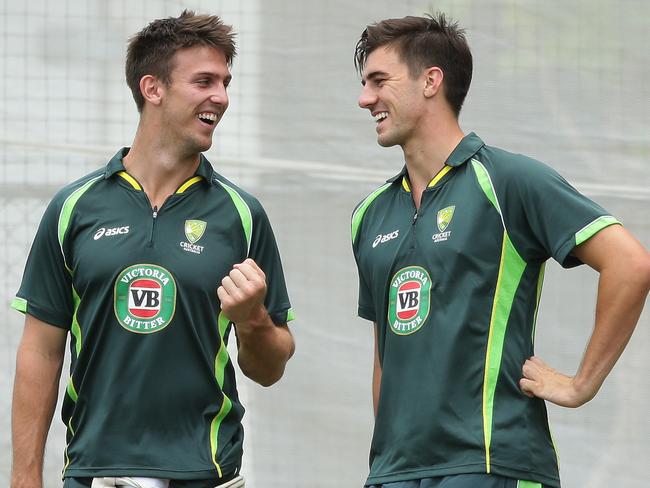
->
<box><xmin>196</xmin><ymin>79</ymin><xmax>210</xmax><ymax>86</ymax></box>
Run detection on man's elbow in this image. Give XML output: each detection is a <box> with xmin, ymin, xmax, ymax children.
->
<box><xmin>625</xmin><ymin>248</ymin><xmax>650</xmax><ymax>292</ymax></box>
<box><xmin>240</xmin><ymin>361</ymin><xmax>287</xmax><ymax>387</ymax></box>
<box><xmin>635</xmin><ymin>252</ymin><xmax>650</xmax><ymax>292</ymax></box>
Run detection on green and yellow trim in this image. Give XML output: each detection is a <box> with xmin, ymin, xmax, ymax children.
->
<box><xmin>70</xmin><ymin>288</ymin><xmax>82</xmax><ymax>358</ymax></box>
<box><xmin>215</xmin><ymin>181</ymin><xmax>253</xmax><ymax>256</ymax></box>
<box><xmin>177</xmin><ymin>176</ymin><xmax>203</xmax><ymax>194</ymax></box>
<box><xmin>117</xmin><ymin>171</ymin><xmax>142</xmax><ymax>190</ymax></box>
<box><xmin>401</xmin><ymin>165</ymin><xmax>453</xmax><ymax>192</ymax></box>
<box><xmin>471</xmin><ymin>158</ymin><xmax>529</xmax><ymax>472</ymax></box>
<box><xmin>209</xmin><ymin>312</ymin><xmax>235</xmax><ymax>477</ymax></box>
<box><xmin>481</xmin><ymin>233</ymin><xmax>526</xmax><ymax>472</ymax></box>
<box><xmin>286</xmin><ymin>308</ymin><xmax>296</xmax><ymax>322</ymax></box>
<box><xmin>62</xmin><ymin>288</ymin><xmax>85</xmax><ymax>477</ymax></box>
<box><xmin>66</xmin><ymin>378</ymin><xmax>78</xmax><ymax>403</ymax></box>
<box><xmin>351</xmin><ymin>183</ymin><xmax>392</xmax><ymax>244</ymax></box>
<box><xmin>11</xmin><ymin>297</ymin><xmax>27</xmax><ymax>313</ymax></box>
<box><xmin>575</xmin><ymin>215</ymin><xmax>620</xmax><ymax>246</ymax></box>
<box><xmin>531</xmin><ymin>263</ymin><xmax>546</xmax><ymax>344</ymax></box>
<box><xmin>118</xmin><ymin>172</ymin><xmax>205</xmax><ymax>194</ymax></box>
<box><xmin>517</xmin><ymin>480</ymin><xmax>542</xmax><ymax>488</ymax></box>
<box><xmin>58</xmin><ymin>175</ymin><xmax>104</xmax><ymax>271</ymax></box>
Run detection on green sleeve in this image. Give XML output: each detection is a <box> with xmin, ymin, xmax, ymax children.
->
<box><xmin>248</xmin><ymin>198</ymin><xmax>294</xmax><ymax>325</ymax></box>
<box><xmin>12</xmin><ymin>196</ymin><xmax>75</xmax><ymax>328</ymax></box>
<box><xmin>351</xmin><ymin>200</ymin><xmax>378</xmax><ymax>322</ymax></box>
<box><xmin>486</xmin><ymin>148</ymin><xmax>619</xmax><ymax>268</ymax></box>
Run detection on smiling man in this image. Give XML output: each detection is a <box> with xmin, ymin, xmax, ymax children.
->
<box><xmin>10</xmin><ymin>11</ymin><xmax>294</xmax><ymax>488</ymax></box>
<box><xmin>351</xmin><ymin>13</ymin><xmax>650</xmax><ymax>488</ymax></box>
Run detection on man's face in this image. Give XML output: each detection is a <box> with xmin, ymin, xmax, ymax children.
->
<box><xmin>358</xmin><ymin>46</ymin><xmax>425</xmax><ymax>148</ymax></box>
<box><xmin>160</xmin><ymin>45</ymin><xmax>231</xmax><ymax>154</ymax></box>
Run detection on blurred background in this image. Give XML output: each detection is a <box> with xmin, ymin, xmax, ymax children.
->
<box><xmin>1</xmin><ymin>0</ymin><xmax>648</xmax><ymax>487</ymax></box>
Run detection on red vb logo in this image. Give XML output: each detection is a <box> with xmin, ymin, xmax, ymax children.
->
<box><xmin>114</xmin><ymin>264</ymin><xmax>177</xmax><ymax>334</ymax></box>
<box><xmin>397</xmin><ymin>281</ymin><xmax>421</xmax><ymax>320</ymax></box>
<box><xmin>128</xmin><ymin>279</ymin><xmax>162</xmax><ymax>318</ymax></box>
<box><xmin>388</xmin><ymin>266</ymin><xmax>431</xmax><ymax>335</ymax></box>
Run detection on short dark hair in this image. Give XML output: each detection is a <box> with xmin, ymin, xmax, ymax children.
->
<box><xmin>354</xmin><ymin>13</ymin><xmax>472</xmax><ymax>116</ymax></box>
<box><xmin>126</xmin><ymin>10</ymin><xmax>236</xmax><ymax>112</ymax></box>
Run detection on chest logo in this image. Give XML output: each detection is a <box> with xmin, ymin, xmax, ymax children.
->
<box><xmin>432</xmin><ymin>205</ymin><xmax>455</xmax><ymax>243</ymax></box>
<box><xmin>114</xmin><ymin>264</ymin><xmax>177</xmax><ymax>334</ymax></box>
<box><xmin>373</xmin><ymin>229</ymin><xmax>400</xmax><ymax>248</ymax></box>
<box><xmin>181</xmin><ymin>219</ymin><xmax>207</xmax><ymax>255</ymax></box>
<box><xmin>94</xmin><ymin>226</ymin><xmax>130</xmax><ymax>240</ymax></box>
<box><xmin>387</xmin><ymin>266</ymin><xmax>431</xmax><ymax>335</ymax></box>
<box><xmin>185</xmin><ymin>220</ymin><xmax>207</xmax><ymax>243</ymax></box>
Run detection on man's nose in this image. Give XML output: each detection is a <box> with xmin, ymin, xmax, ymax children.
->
<box><xmin>358</xmin><ymin>85</ymin><xmax>376</xmax><ymax>109</ymax></box>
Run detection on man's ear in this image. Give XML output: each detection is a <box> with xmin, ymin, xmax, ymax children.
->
<box><xmin>423</xmin><ymin>67</ymin><xmax>444</xmax><ymax>98</ymax></box>
<box><xmin>140</xmin><ymin>75</ymin><xmax>164</xmax><ymax>107</ymax></box>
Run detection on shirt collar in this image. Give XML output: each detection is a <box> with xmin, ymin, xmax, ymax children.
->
<box><xmin>386</xmin><ymin>132</ymin><xmax>485</xmax><ymax>189</ymax></box>
<box><xmin>104</xmin><ymin>147</ymin><xmax>216</xmax><ymax>187</ymax></box>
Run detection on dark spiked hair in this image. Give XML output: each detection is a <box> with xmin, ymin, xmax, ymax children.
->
<box><xmin>126</xmin><ymin>10</ymin><xmax>236</xmax><ymax>112</ymax></box>
<box><xmin>354</xmin><ymin>13</ymin><xmax>472</xmax><ymax>116</ymax></box>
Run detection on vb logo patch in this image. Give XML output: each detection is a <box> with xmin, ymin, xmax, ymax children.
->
<box><xmin>432</xmin><ymin>205</ymin><xmax>455</xmax><ymax>243</ymax></box>
<box><xmin>387</xmin><ymin>266</ymin><xmax>431</xmax><ymax>335</ymax></box>
<box><xmin>114</xmin><ymin>264</ymin><xmax>177</xmax><ymax>334</ymax></box>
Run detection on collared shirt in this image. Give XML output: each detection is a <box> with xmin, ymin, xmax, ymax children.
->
<box><xmin>12</xmin><ymin>148</ymin><xmax>294</xmax><ymax>480</ymax></box>
<box><xmin>352</xmin><ymin>133</ymin><xmax>618</xmax><ymax>487</ymax></box>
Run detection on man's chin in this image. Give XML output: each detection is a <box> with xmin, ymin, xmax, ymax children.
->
<box><xmin>377</xmin><ymin>136</ymin><xmax>398</xmax><ymax>148</ymax></box>
<box><xmin>189</xmin><ymin>137</ymin><xmax>213</xmax><ymax>154</ymax></box>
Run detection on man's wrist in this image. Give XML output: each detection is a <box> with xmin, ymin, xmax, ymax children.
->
<box><xmin>11</xmin><ymin>470</ymin><xmax>43</xmax><ymax>488</ymax></box>
<box><xmin>571</xmin><ymin>373</ymin><xmax>600</xmax><ymax>405</ymax></box>
<box><xmin>236</xmin><ymin>305</ymin><xmax>272</xmax><ymax>337</ymax></box>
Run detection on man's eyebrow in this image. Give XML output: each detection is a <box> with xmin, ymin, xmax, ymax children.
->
<box><xmin>361</xmin><ymin>70</ymin><xmax>389</xmax><ymax>85</ymax></box>
<box><xmin>192</xmin><ymin>71</ymin><xmax>232</xmax><ymax>80</ymax></box>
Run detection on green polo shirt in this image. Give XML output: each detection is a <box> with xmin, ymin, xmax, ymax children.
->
<box><xmin>351</xmin><ymin>133</ymin><xmax>619</xmax><ymax>487</ymax></box>
<box><xmin>12</xmin><ymin>148</ymin><xmax>294</xmax><ymax>481</ymax></box>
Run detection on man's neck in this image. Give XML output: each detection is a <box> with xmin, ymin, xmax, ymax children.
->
<box><xmin>122</xmin><ymin>124</ymin><xmax>201</xmax><ymax>209</ymax></box>
<box><xmin>402</xmin><ymin>120</ymin><xmax>464</xmax><ymax>209</ymax></box>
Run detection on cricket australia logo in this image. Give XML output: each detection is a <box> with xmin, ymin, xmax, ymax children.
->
<box><xmin>114</xmin><ymin>264</ymin><xmax>177</xmax><ymax>334</ymax></box>
<box><xmin>387</xmin><ymin>266</ymin><xmax>432</xmax><ymax>335</ymax></box>
<box><xmin>432</xmin><ymin>205</ymin><xmax>455</xmax><ymax>243</ymax></box>
<box><xmin>180</xmin><ymin>219</ymin><xmax>207</xmax><ymax>255</ymax></box>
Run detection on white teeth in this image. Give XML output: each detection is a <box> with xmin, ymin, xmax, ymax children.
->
<box><xmin>197</xmin><ymin>112</ymin><xmax>217</xmax><ymax>122</ymax></box>
<box><xmin>374</xmin><ymin>112</ymin><xmax>388</xmax><ymax>122</ymax></box>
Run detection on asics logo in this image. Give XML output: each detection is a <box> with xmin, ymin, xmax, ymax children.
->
<box><xmin>373</xmin><ymin>230</ymin><xmax>399</xmax><ymax>248</ymax></box>
<box><xmin>94</xmin><ymin>226</ymin><xmax>130</xmax><ymax>240</ymax></box>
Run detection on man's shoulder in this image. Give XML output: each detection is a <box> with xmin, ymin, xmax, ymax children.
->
<box><xmin>351</xmin><ymin>180</ymin><xmax>395</xmax><ymax>245</ymax></box>
<box><xmin>48</xmin><ymin>167</ymin><xmax>107</xmax><ymax>208</ymax></box>
<box><xmin>473</xmin><ymin>143</ymin><xmax>559</xmax><ymax>183</ymax></box>
<box><xmin>209</xmin><ymin>170</ymin><xmax>265</xmax><ymax>215</ymax></box>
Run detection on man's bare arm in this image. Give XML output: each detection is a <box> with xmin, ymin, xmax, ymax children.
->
<box><xmin>373</xmin><ymin>323</ymin><xmax>382</xmax><ymax>417</ymax></box>
<box><xmin>520</xmin><ymin>225</ymin><xmax>650</xmax><ymax>407</ymax></box>
<box><xmin>12</xmin><ymin>314</ymin><xmax>67</xmax><ymax>488</ymax></box>
<box><xmin>218</xmin><ymin>258</ymin><xmax>295</xmax><ymax>386</ymax></box>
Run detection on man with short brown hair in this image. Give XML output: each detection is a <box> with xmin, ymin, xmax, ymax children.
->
<box><xmin>351</xmin><ymin>13</ymin><xmax>650</xmax><ymax>488</ymax></box>
<box><xmin>11</xmin><ymin>11</ymin><xmax>294</xmax><ymax>488</ymax></box>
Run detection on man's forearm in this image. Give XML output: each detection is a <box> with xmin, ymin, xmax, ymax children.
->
<box><xmin>12</xmin><ymin>344</ymin><xmax>64</xmax><ymax>488</ymax></box>
<box><xmin>572</xmin><ymin>259</ymin><xmax>650</xmax><ymax>402</ymax></box>
<box><xmin>236</xmin><ymin>306</ymin><xmax>294</xmax><ymax>387</ymax></box>
<box><xmin>521</xmin><ymin>226</ymin><xmax>650</xmax><ymax>407</ymax></box>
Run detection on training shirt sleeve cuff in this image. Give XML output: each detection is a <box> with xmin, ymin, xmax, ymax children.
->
<box><xmin>268</xmin><ymin>307</ymin><xmax>295</xmax><ymax>326</ymax></box>
<box><xmin>10</xmin><ymin>296</ymin><xmax>71</xmax><ymax>330</ymax></box>
<box><xmin>358</xmin><ymin>307</ymin><xmax>376</xmax><ymax>322</ymax></box>
<box><xmin>556</xmin><ymin>216</ymin><xmax>621</xmax><ymax>268</ymax></box>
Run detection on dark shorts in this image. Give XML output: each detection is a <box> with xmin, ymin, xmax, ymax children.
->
<box><xmin>64</xmin><ymin>472</ymin><xmax>237</xmax><ymax>488</ymax></box>
<box><xmin>367</xmin><ymin>474</ymin><xmax>551</xmax><ymax>488</ymax></box>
